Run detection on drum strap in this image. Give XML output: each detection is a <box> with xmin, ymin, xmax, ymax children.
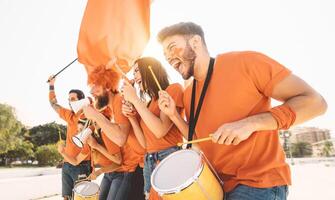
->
<box><xmin>187</xmin><ymin>57</ymin><xmax>215</xmax><ymax>148</ymax></box>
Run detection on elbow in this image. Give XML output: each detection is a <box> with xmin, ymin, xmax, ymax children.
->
<box><xmin>115</xmin><ymin>136</ymin><xmax>128</xmax><ymax>147</ymax></box>
<box><xmin>318</xmin><ymin>95</ymin><xmax>328</xmax><ymax>115</ymax></box>
<box><xmin>154</xmin><ymin>129</ymin><xmax>168</xmax><ymax>139</ymax></box>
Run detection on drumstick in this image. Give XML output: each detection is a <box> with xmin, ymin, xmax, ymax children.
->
<box><xmin>148</xmin><ymin>65</ymin><xmax>162</xmax><ymax>91</ymax></box>
<box><xmin>177</xmin><ymin>134</ymin><xmax>213</xmax><ymax>147</ymax></box>
<box><xmin>47</xmin><ymin>58</ymin><xmax>78</xmax><ymax>83</ymax></box>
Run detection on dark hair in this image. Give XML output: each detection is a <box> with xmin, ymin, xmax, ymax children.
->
<box><xmin>157</xmin><ymin>22</ymin><xmax>206</xmax><ymax>46</ymax></box>
<box><xmin>69</xmin><ymin>89</ymin><xmax>85</xmax><ymax>100</ymax></box>
<box><xmin>135</xmin><ymin>57</ymin><xmax>169</xmax><ymax>100</ymax></box>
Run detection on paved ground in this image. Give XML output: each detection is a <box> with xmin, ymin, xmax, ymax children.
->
<box><xmin>1</xmin><ymin>162</ymin><xmax>335</xmax><ymax>200</ymax></box>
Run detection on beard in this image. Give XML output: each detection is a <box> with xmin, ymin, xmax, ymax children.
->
<box><xmin>95</xmin><ymin>91</ymin><xmax>109</xmax><ymax>109</ymax></box>
<box><xmin>180</xmin><ymin>42</ymin><xmax>197</xmax><ymax>80</ymax></box>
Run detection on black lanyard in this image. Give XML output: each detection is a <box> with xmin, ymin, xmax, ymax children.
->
<box><xmin>187</xmin><ymin>57</ymin><xmax>215</xmax><ymax>148</ymax></box>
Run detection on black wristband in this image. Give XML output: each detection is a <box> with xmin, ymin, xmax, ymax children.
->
<box><xmin>49</xmin><ymin>85</ymin><xmax>55</xmax><ymax>90</ymax></box>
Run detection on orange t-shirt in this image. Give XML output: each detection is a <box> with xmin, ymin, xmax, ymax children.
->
<box><xmin>57</xmin><ymin>107</ymin><xmax>90</xmax><ymax>161</ymax></box>
<box><xmin>93</xmin><ymin>130</ymin><xmax>121</xmax><ymax>167</ymax></box>
<box><xmin>105</xmin><ymin>93</ymin><xmax>145</xmax><ymax>172</ymax></box>
<box><xmin>183</xmin><ymin>51</ymin><xmax>292</xmax><ymax>192</ymax></box>
<box><xmin>120</xmin><ymin>129</ymin><xmax>146</xmax><ymax>172</ymax></box>
<box><xmin>140</xmin><ymin>83</ymin><xmax>184</xmax><ymax>153</ymax></box>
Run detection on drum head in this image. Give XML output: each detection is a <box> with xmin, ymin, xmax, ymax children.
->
<box><xmin>151</xmin><ymin>149</ymin><xmax>202</xmax><ymax>193</ymax></box>
<box><xmin>74</xmin><ymin>181</ymin><xmax>99</xmax><ymax>196</ymax></box>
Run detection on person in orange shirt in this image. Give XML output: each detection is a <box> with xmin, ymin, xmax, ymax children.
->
<box><xmin>80</xmin><ymin>107</ymin><xmax>125</xmax><ymax>200</ymax></box>
<box><xmin>121</xmin><ymin>57</ymin><xmax>184</xmax><ymax>199</ymax></box>
<box><xmin>82</xmin><ymin>67</ymin><xmax>145</xmax><ymax>200</ymax></box>
<box><xmin>48</xmin><ymin>76</ymin><xmax>91</xmax><ymax>200</ymax></box>
<box><xmin>156</xmin><ymin>22</ymin><xmax>327</xmax><ymax>200</ymax></box>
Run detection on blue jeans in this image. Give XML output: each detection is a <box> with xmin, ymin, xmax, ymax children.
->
<box><xmin>99</xmin><ymin>171</ymin><xmax>132</xmax><ymax>200</ymax></box>
<box><xmin>143</xmin><ymin>146</ymin><xmax>180</xmax><ymax>195</ymax></box>
<box><xmin>61</xmin><ymin>161</ymin><xmax>91</xmax><ymax>198</ymax></box>
<box><xmin>224</xmin><ymin>184</ymin><xmax>288</xmax><ymax>200</ymax></box>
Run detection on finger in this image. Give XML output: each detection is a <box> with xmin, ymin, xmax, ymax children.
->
<box><xmin>224</xmin><ymin>134</ymin><xmax>236</xmax><ymax>145</ymax></box>
<box><xmin>217</xmin><ymin>129</ymin><xmax>230</xmax><ymax>145</ymax></box>
<box><xmin>232</xmin><ymin>137</ymin><xmax>241</xmax><ymax>145</ymax></box>
<box><xmin>211</xmin><ymin>131</ymin><xmax>221</xmax><ymax>143</ymax></box>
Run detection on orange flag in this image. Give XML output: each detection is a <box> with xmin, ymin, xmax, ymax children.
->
<box><xmin>77</xmin><ymin>0</ymin><xmax>150</xmax><ymax>77</ymax></box>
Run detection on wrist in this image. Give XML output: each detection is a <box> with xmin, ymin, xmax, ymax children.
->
<box><xmin>132</xmin><ymin>98</ymin><xmax>142</xmax><ymax>108</ymax></box>
<box><xmin>49</xmin><ymin>85</ymin><xmax>54</xmax><ymax>90</ymax></box>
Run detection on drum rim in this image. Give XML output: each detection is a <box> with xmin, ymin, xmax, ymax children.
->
<box><xmin>73</xmin><ymin>181</ymin><xmax>100</xmax><ymax>197</ymax></box>
<box><xmin>151</xmin><ymin>149</ymin><xmax>204</xmax><ymax>194</ymax></box>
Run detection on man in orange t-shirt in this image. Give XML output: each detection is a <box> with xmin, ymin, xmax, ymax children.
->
<box><xmin>156</xmin><ymin>22</ymin><xmax>327</xmax><ymax>200</ymax></box>
<box><xmin>82</xmin><ymin>67</ymin><xmax>145</xmax><ymax>200</ymax></box>
<box><xmin>48</xmin><ymin>76</ymin><xmax>91</xmax><ymax>200</ymax></box>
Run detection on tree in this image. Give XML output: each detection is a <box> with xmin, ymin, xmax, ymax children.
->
<box><xmin>28</xmin><ymin>122</ymin><xmax>66</xmax><ymax>147</ymax></box>
<box><xmin>35</xmin><ymin>144</ymin><xmax>63</xmax><ymax>166</ymax></box>
<box><xmin>322</xmin><ymin>141</ymin><xmax>334</xmax><ymax>157</ymax></box>
<box><xmin>5</xmin><ymin>140</ymin><xmax>34</xmax><ymax>164</ymax></box>
<box><xmin>292</xmin><ymin>142</ymin><xmax>313</xmax><ymax>158</ymax></box>
<box><xmin>0</xmin><ymin>104</ymin><xmax>22</xmax><ymax>154</ymax></box>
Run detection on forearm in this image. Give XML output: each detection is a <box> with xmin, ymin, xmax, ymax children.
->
<box><xmin>284</xmin><ymin>92</ymin><xmax>327</xmax><ymax>125</ymax></box>
<box><xmin>170</xmin><ymin>112</ymin><xmax>189</xmax><ymax>138</ymax></box>
<box><xmin>133</xmin><ymin>99</ymin><xmax>171</xmax><ymax>138</ymax></box>
<box><xmin>129</xmin><ymin>117</ymin><xmax>146</xmax><ymax>148</ymax></box>
<box><xmin>240</xmin><ymin>92</ymin><xmax>327</xmax><ymax>131</ymax></box>
<box><xmin>95</xmin><ymin>144</ymin><xmax>122</xmax><ymax>165</ymax></box>
<box><xmin>49</xmin><ymin>87</ymin><xmax>61</xmax><ymax>113</ymax></box>
<box><xmin>92</xmin><ymin>112</ymin><xmax>128</xmax><ymax>146</ymax></box>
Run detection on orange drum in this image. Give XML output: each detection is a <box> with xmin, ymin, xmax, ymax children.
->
<box><xmin>151</xmin><ymin>149</ymin><xmax>224</xmax><ymax>200</ymax></box>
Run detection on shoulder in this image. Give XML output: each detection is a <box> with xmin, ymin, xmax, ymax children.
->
<box><xmin>166</xmin><ymin>83</ymin><xmax>184</xmax><ymax>94</ymax></box>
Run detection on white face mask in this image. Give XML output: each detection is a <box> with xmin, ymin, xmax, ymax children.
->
<box><xmin>70</xmin><ymin>98</ymin><xmax>91</xmax><ymax>114</ymax></box>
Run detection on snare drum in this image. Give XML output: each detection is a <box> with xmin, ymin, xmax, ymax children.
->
<box><xmin>73</xmin><ymin>180</ymin><xmax>99</xmax><ymax>200</ymax></box>
<box><xmin>151</xmin><ymin>149</ymin><xmax>224</xmax><ymax>200</ymax></box>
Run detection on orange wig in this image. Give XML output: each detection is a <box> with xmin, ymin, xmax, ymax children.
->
<box><xmin>87</xmin><ymin>66</ymin><xmax>121</xmax><ymax>92</ymax></box>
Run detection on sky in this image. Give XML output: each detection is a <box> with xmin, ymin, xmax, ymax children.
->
<box><xmin>0</xmin><ymin>0</ymin><xmax>334</xmax><ymax>135</ymax></box>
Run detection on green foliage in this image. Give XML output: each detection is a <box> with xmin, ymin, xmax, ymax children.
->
<box><xmin>292</xmin><ymin>142</ymin><xmax>313</xmax><ymax>158</ymax></box>
<box><xmin>0</xmin><ymin>104</ymin><xmax>23</xmax><ymax>154</ymax></box>
<box><xmin>28</xmin><ymin>122</ymin><xmax>66</xmax><ymax>147</ymax></box>
<box><xmin>322</xmin><ymin>141</ymin><xmax>334</xmax><ymax>157</ymax></box>
<box><xmin>5</xmin><ymin>140</ymin><xmax>34</xmax><ymax>162</ymax></box>
<box><xmin>35</xmin><ymin>144</ymin><xmax>62</xmax><ymax>166</ymax></box>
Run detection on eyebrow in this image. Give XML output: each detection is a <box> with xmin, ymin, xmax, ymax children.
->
<box><xmin>167</xmin><ymin>42</ymin><xmax>176</xmax><ymax>51</ymax></box>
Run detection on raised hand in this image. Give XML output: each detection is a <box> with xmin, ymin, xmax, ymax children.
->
<box><xmin>158</xmin><ymin>90</ymin><xmax>177</xmax><ymax>117</ymax></box>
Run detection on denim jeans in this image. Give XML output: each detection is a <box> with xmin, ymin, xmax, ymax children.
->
<box><xmin>224</xmin><ymin>184</ymin><xmax>288</xmax><ymax>200</ymax></box>
<box><xmin>99</xmin><ymin>171</ymin><xmax>133</xmax><ymax>200</ymax></box>
<box><xmin>61</xmin><ymin>161</ymin><xmax>91</xmax><ymax>198</ymax></box>
<box><xmin>143</xmin><ymin>146</ymin><xmax>180</xmax><ymax>196</ymax></box>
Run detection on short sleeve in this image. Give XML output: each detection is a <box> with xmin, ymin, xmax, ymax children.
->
<box><xmin>58</xmin><ymin>107</ymin><xmax>74</xmax><ymax>123</ymax></box>
<box><xmin>242</xmin><ymin>51</ymin><xmax>291</xmax><ymax>97</ymax></box>
<box><xmin>113</xmin><ymin>94</ymin><xmax>130</xmax><ymax>125</ymax></box>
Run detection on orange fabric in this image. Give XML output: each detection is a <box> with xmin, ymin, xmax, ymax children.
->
<box><xmin>269</xmin><ymin>104</ymin><xmax>296</xmax><ymax>130</ymax></box>
<box><xmin>183</xmin><ymin>51</ymin><xmax>292</xmax><ymax>192</ymax></box>
<box><xmin>57</xmin><ymin>107</ymin><xmax>90</xmax><ymax>161</ymax></box>
<box><xmin>93</xmin><ymin>131</ymin><xmax>121</xmax><ymax>167</ymax></box>
<box><xmin>119</xmin><ymin>130</ymin><xmax>146</xmax><ymax>172</ymax></box>
<box><xmin>140</xmin><ymin>83</ymin><xmax>184</xmax><ymax>153</ymax></box>
<box><xmin>149</xmin><ymin>188</ymin><xmax>162</xmax><ymax>200</ymax></box>
<box><xmin>106</xmin><ymin>94</ymin><xmax>145</xmax><ymax>172</ymax></box>
<box><xmin>77</xmin><ymin>0</ymin><xmax>150</xmax><ymax>75</ymax></box>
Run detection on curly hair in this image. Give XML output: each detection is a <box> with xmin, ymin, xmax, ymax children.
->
<box><xmin>87</xmin><ymin>66</ymin><xmax>121</xmax><ymax>92</ymax></box>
